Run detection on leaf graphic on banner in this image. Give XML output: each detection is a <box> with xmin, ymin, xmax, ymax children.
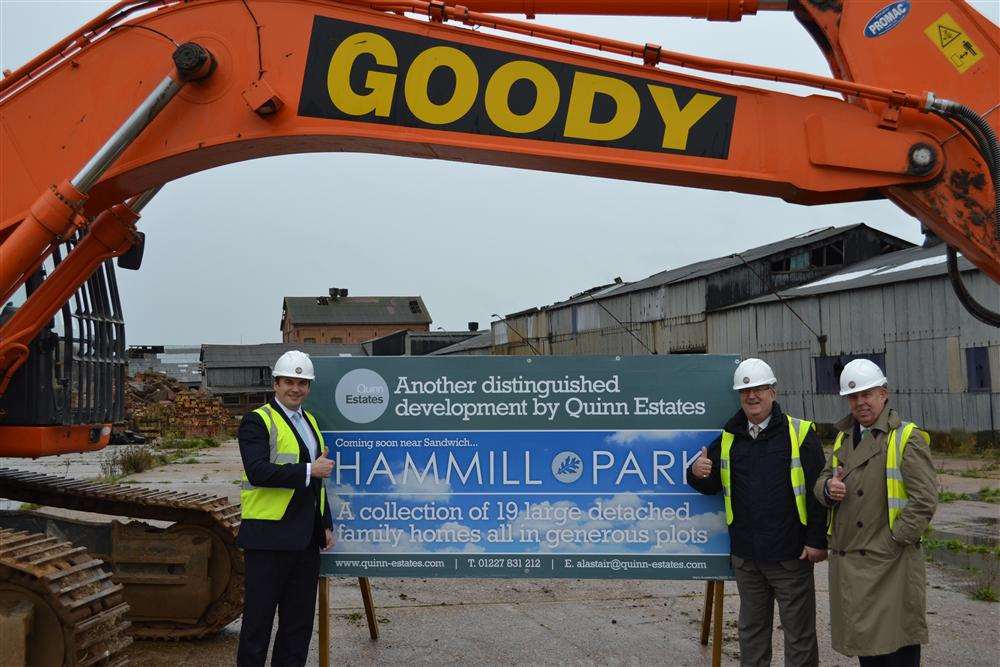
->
<box><xmin>557</xmin><ymin>455</ymin><xmax>581</xmax><ymax>475</ymax></box>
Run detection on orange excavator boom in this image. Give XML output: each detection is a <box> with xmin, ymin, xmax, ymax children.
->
<box><xmin>0</xmin><ymin>0</ymin><xmax>997</xmax><ymax>438</ymax></box>
<box><xmin>0</xmin><ymin>0</ymin><xmax>995</xmax><ymax>652</ymax></box>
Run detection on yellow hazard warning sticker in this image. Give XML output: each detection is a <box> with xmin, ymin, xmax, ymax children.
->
<box><xmin>924</xmin><ymin>13</ymin><xmax>983</xmax><ymax>73</ymax></box>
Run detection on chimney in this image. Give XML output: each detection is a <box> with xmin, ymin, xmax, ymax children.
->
<box><xmin>468</xmin><ymin>321</ymin><xmax>479</xmax><ymax>332</ymax></box>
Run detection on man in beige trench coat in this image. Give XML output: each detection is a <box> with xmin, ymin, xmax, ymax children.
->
<box><xmin>815</xmin><ymin>359</ymin><xmax>937</xmax><ymax>666</ymax></box>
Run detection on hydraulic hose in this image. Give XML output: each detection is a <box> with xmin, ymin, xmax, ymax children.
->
<box><xmin>927</xmin><ymin>100</ymin><xmax>1000</xmax><ymax>327</ymax></box>
<box><xmin>950</xmin><ymin>104</ymin><xmax>1000</xmax><ymax>240</ymax></box>
<box><xmin>946</xmin><ymin>246</ymin><xmax>999</xmax><ymax>326</ymax></box>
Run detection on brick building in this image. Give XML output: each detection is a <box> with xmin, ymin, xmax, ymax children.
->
<box><xmin>280</xmin><ymin>290</ymin><xmax>432</xmax><ymax>344</ymax></box>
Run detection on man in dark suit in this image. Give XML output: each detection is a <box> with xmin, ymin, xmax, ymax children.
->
<box><xmin>688</xmin><ymin>358</ymin><xmax>827</xmax><ymax>667</ymax></box>
<box><xmin>236</xmin><ymin>350</ymin><xmax>334</xmax><ymax>667</ymax></box>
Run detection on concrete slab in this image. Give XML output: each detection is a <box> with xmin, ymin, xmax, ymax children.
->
<box><xmin>123</xmin><ymin>562</ymin><xmax>999</xmax><ymax>666</ymax></box>
<box><xmin>3</xmin><ymin>440</ymin><xmax>999</xmax><ymax>665</ymax></box>
<box><xmin>932</xmin><ymin>501</ymin><xmax>1000</xmax><ymax>545</ymax></box>
<box><xmin>934</xmin><ymin>457</ymin><xmax>1000</xmax><ymax>479</ymax></box>
<box><xmin>123</xmin><ymin>441</ymin><xmax>244</xmax><ymax>503</ymax></box>
<box><xmin>937</xmin><ymin>473</ymin><xmax>1000</xmax><ymax>495</ymax></box>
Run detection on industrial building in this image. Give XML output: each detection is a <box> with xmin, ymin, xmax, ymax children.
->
<box><xmin>709</xmin><ymin>245</ymin><xmax>997</xmax><ymax>434</ymax></box>
<box><xmin>281</xmin><ymin>289</ymin><xmax>432</xmax><ymax>344</ymax></box>
<box><xmin>362</xmin><ymin>326</ymin><xmax>483</xmax><ymax>356</ymax></box>
<box><xmin>200</xmin><ymin>342</ymin><xmax>362</xmax><ymax>414</ymax></box>
<box><xmin>431</xmin><ymin>330</ymin><xmax>494</xmax><ymax>356</ymax></box>
<box><xmin>481</xmin><ymin>224</ymin><xmax>996</xmax><ymax>434</ymax></box>
<box><xmin>490</xmin><ymin>224</ymin><xmax>911</xmax><ymax>356</ymax></box>
<box><xmin>127</xmin><ymin>345</ymin><xmax>202</xmax><ymax>387</ymax></box>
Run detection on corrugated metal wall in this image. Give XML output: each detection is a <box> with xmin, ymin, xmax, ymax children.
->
<box><xmin>497</xmin><ymin>282</ymin><xmax>709</xmax><ymax>356</ymax></box>
<box><xmin>707</xmin><ymin>273</ymin><xmax>999</xmax><ymax>432</ymax></box>
<box><xmin>205</xmin><ymin>367</ymin><xmax>270</xmax><ymax>388</ymax></box>
<box><xmin>490</xmin><ymin>264</ymin><xmax>996</xmax><ymax>433</ymax></box>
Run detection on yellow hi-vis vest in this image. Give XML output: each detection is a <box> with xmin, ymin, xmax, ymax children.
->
<box><xmin>719</xmin><ymin>414</ymin><xmax>812</xmax><ymax>526</ymax></box>
<box><xmin>827</xmin><ymin>421</ymin><xmax>927</xmax><ymax>535</ymax></box>
<box><xmin>241</xmin><ymin>404</ymin><xmax>327</xmax><ymax>521</ymax></box>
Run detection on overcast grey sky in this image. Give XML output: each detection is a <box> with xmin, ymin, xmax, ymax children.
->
<box><xmin>2</xmin><ymin>1</ymin><xmax>997</xmax><ymax>345</ymax></box>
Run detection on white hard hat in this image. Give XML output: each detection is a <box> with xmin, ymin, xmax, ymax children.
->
<box><xmin>273</xmin><ymin>350</ymin><xmax>315</xmax><ymax>380</ymax></box>
<box><xmin>839</xmin><ymin>358</ymin><xmax>886</xmax><ymax>396</ymax></box>
<box><xmin>733</xmin><ymin>358</ymin><xmax>777</xmax><ymax>391</ymax></box>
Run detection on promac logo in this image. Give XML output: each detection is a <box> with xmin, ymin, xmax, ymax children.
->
<box><xmin>865</xmin><ymin>1</ymin><xmax>911</xmax><ymax>38</ymax></box>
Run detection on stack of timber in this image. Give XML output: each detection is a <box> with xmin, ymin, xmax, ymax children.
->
<box><xmin>126</xmin><ymin>372</ymin><xmax>235</xmax><ymax>439</ymax></box>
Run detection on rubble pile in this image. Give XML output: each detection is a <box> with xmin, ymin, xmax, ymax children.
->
<box><xmin>126</xmin><ymin>372</ymin><xmax>235</xmax><ymax>439</ymax></box>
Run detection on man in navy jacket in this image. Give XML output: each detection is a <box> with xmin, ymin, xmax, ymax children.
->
<box><xmin>688</xmin><ymin>358</ymin><xmax>827</xmax><ymax>667</ymax></box>
<box><xmin>236</xmin><ymin>350</ymin><xmax>334</xmax><ymax>666</ymax></box>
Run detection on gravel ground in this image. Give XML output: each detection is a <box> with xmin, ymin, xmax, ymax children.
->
<box><xmin>3</xmin><ymin>440</ymin><xmax>998</xmax><ymax>665</ymax></box>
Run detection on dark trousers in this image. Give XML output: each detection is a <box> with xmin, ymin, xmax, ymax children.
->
<box><xmin>732</xmin><ymin>556</ymin><xmax>818</xmax><ymax>667</ymax></box>
<box><xmin>858</xmin><ymin>645</ymin><xmax>921</xmax><ymax>667</ymax></box>
<box><xmin>237</xmin><ymin>546</ymin><xmax>321</xmax><ymax>667</ymax></box>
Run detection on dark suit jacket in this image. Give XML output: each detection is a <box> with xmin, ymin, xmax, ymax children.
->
<box><xmin>237</xmin><ymin>398</ymin><xmax>333</xmax><ymax>551</ymax></box>
<box><xmin>687</xmin><ymin>402</ymin><xmax>827</xmax><ymax>561</ymax></box>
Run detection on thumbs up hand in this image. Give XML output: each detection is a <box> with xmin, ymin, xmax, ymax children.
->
<box><xmin>311</xmin><ymin>450</ymin><xmax>335</xmax><ymax>478</ymax></box>
<box><xmin>691</xmin><ymin>447</ymin><xmax>713</xmax><ymax>480</ymax></box>
<box><xmin>827</xmin><ymin>466</ymin><xmax>847</xmax><ymax>503</ymax></box>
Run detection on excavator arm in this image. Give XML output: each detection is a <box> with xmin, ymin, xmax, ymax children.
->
<box><xmin>0</xmin><ymin>0</ymin><xmax>996</xmax><ymax>439</ymax></box>
<box><xmin>0</xmin><ymin>1</ymin><xmax>995</xmax><ymax>655</ymax></box>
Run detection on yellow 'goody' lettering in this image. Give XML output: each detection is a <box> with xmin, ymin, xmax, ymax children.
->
<box><xmin>327</xmin><ymin>32</ymin><xmax>398</xmax><ymax>117</ymax></box>
<box><xmin>405</xmin><ymin>46</ymin><xmax>479</xmax><ymax>125</ymax></box>
<box><xmin>484</xmin><ymin>61</ymin><xmax>560</xmax><ymax>134</ymax></box>
<box><xmin>647</xmin><ymin>86</ymin><xmax>721</xmax><ymax>151</ymax></box>
<box><xmin>314</xmin><ymin>26</ymin><xmax>732</xmax><ymax>157</ymax></box>
<box><xmin>564</xmin><ymin>72</ymin><xmax>640</xmax><ymax>142</ymax></box>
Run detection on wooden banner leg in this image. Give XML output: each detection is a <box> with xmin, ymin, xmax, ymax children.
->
<box><xmin>712</xmin><ymin>580</ymin><xmax>724</xmax><ymax>667</ymax></box>
<box><xmin>319</xmin><ymin>577</ymin><xmax>330</xmax><ymax>667</ymax></box>
<box><xmin>699</xmin><ymin>580</ymin><xmax>714</xmax><ymax>645</ymax></box>
<box><xmin>358</xmin><ymin>576</ymin><xmax>379</xmax><ymax>641</ymax></box>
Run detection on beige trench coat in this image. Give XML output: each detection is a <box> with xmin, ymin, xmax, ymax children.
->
<box><xmin>814</xmin><ymin>407</ymin><xmax>937</xmax><ymax>657</ymax></box>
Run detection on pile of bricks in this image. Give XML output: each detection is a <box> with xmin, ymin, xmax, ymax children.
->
<box><xmin>126</xmin><ymin>372</ymin><xmax>235</xmax><ymax>440</ymax></box>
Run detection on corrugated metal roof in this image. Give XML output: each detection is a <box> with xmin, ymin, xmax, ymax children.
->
<box><xmin>201</xmin><ymin>342</ymin><xmax>365</xmax><ymax>367</ymax></box>
<box><xmin>283</xmin><ymin>296</ymin><xmax>432</xmax><ymax>326</ymax></box>
<box><xmin>429</xmin><ymin>331</ymin><xmax>494</xmax><ymax>355</ymax></box>
<box><xmin>525</xmin><ymin>223</ymin><xmax>912</xmax><ymax>315</ymax></box>
<box><xmin>724</xmin><ymin>244</ymin><xmax>977</xmax><ymax>308</ymax></box>
<box><xmin>505</xmin><ymin>306</ymin><xmax>540</xmax><ymax>319</ymax></box>
<box><xmin>556</xmin><ymin>225</ymin><xmax>889</xmax><ymax>308</ymax></box>
<box><xmin>363</xmin><ymin>330</ymin><xmax>482</xmax><ymax>344</ymax></box>
<box><xmin>362</xmin><ymin>329</ymin><xmax>485</xmax><ymax>356</ymax></box>
<box><xmin>559</xmin><ymin>279</ymin><xmax>627</xmax><ymax>306</ymax></box>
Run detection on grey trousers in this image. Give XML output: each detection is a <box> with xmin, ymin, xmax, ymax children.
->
<box><xmin>732</xmin><ymin>556</ymin><xmax>819</xmax><ymax>667</ymax></box>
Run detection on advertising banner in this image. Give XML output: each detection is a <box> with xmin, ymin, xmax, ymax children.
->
<box><xmin>307</xmin><ymin>355</ymin><xmax>739</xmax><ymax>579</ymax></box>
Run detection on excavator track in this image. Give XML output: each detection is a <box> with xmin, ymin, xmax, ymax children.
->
<box><xmin>0</xmin><ymin>528</ymin><xmax>132</xmax><ymax>666</ymax></box>
<box><xmin>0</xmin><ymin>467</ymin><xmax>244</xmax><ymax>640</ymax></box>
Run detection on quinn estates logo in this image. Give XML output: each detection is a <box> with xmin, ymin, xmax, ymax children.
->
<box><xmin>335</xmin><ymin>368</ymin><xmax>390</xmax><ymax>424</ymax></box>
